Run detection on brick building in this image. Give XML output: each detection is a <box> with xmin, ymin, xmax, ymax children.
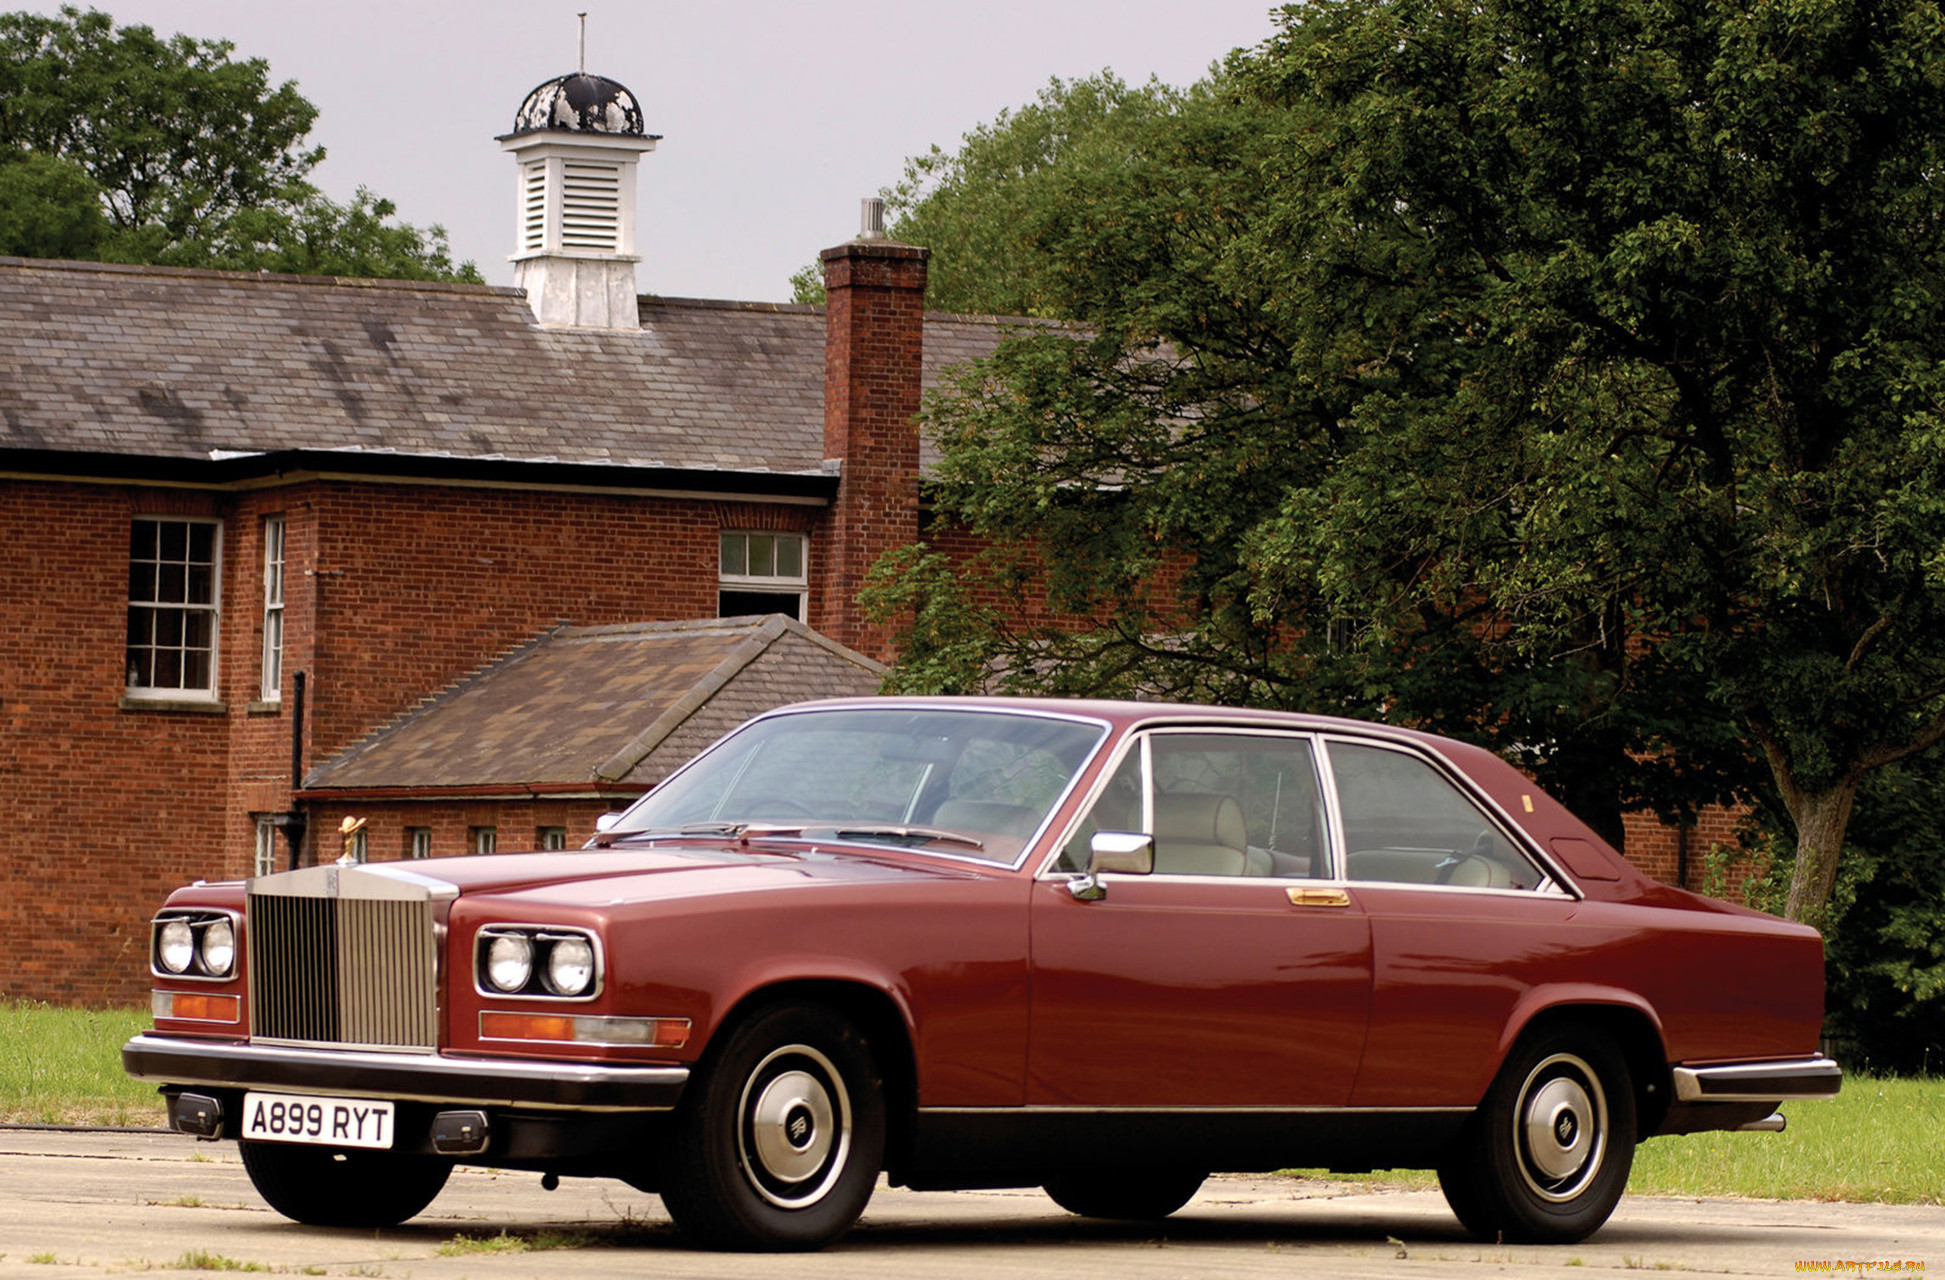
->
<box><xmin>0</xmin><ymin>70</ymin><xmax>1026</xmax><ymax>1003</ymax></box>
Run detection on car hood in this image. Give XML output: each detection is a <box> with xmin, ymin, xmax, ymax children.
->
<box><xmin>251</xmin><ymin>841</ymin><xmax>991</xmax><ymax>911</ymax></box>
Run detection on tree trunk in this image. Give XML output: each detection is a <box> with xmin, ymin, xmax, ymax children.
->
<box><xmin>1782</xmin><ymin>782</ymin><xmax>1860</xmax><ymax>925</ymax></box>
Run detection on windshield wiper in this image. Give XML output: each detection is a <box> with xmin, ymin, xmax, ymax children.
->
<box><xmin>596</xmin><ymin>821</ymin><xmax>805</xmax><ymax>847</ymax></box>
<box><xmin>829</xmin><ymin>825</ymin><xmax>985</xmax><ymax>851</ymax></box>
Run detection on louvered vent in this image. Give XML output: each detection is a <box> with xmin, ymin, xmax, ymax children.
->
<box><xmin>248</xmin><ymin>892</ymin><xmax>438</xmax><ymax>1051</ymax></box>
<box><xmin>521</xmin><ymin>161</ymin><xmax>548</xmax><ymax>253</ymax></box>
<box><xmin>561</xmin><ymin>161</ymin><xmax>622</xmax><ymax>250</ymax></box>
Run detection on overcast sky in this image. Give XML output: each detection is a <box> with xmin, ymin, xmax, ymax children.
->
<box><xmin>32</xmin><ymin>2</ymin><xmax>1287</xmax><ymax>301</ymax></box>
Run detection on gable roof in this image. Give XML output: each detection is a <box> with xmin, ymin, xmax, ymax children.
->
<box><xmin>0</xmin><ymin>256</ymin><xmax>1030</xmax><ymax>485</ymax></box>
<box><xmin>299</xmin><ymin>615</ymin><xmax>887</xmax><ymax>798</ymax></box>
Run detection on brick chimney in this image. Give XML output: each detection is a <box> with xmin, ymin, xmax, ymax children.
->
<box><xmin>815</xmin><ymin>199</ymin><xmax>929</xmax><ymax>661</ymax></box>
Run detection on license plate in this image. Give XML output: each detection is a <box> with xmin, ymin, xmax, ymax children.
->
<box><xmin>241</xmin><ymin>1092</ymin><xmax>395</xmax><ymax>1149</ymax></box>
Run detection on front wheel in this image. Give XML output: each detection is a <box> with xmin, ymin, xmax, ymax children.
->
<box><xmin>660</xmin><ymin>1003</ymin><xmax>886</xmax><ymax>1251</ymax></box>
<box><xmin>1043</xmin><ymin>1169</ymin><xmax>1206</xmax><ymax>1220</ymax></box>
<box><xmin>238</xmin><ymin>1142</ymin><xmax>451</xmax><ymax>1228</ymax></box>
<box><xmin>1437</xmin><ymin>1023</ymin><xmax>1636</xmax><ymax>1244</ymax></box>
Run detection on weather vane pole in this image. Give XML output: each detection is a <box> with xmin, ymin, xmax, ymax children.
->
<box><xmin>578</xmin><ymin>12</ymin><xmax>587</xmax><ymax>74</ymax></box>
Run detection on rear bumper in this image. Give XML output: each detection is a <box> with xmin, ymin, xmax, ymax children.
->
<box><xmin>1671</xmin><ymin>1054</ymin><xmax>1841</xmax><ymax>1104</ymax></box>
<box><xmin>122</xmin><ymin>1033</ymin><xmax>688</xmax><ymax>1113</ymax></box>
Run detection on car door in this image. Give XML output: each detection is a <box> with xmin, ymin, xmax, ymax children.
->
<box><xmin>1027</xmin><ymin>729</ymin><xmax>1374</xmax><ymax>1107</ymax></box>
<box><xmin>1319</xmin><ymin>736</ymin><xmax>1582</xmax><ymax>1108</ymax></box>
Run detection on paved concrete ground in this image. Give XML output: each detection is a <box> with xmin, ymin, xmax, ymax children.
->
<box><xmin>1</xmin><ymin>1127</ymin><xmax>1937</xmax><ymax>1278</ymax></box>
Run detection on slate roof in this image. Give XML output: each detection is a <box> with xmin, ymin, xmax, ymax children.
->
<box><xmin>0</xmin><ymin>256</ymin><xmax>1030</xmax><ymax>480</ymax></box>
<box><xmin>300</xmin><ymin>615</ymin><xmax>887</xmax><ymax>796</ymax></box>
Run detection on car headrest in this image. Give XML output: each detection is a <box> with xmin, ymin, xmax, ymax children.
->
<box><xmin>1151</xmin><ymin>793</ymin><xmax>1246</xmax><ymax>852</ymax></box>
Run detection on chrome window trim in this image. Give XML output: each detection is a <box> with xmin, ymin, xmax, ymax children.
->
<box><xmin>1318</xmin><ymin>734</ymin><xmax>1577</xmax><ymax>899</ymax></box>
<box><xmin>1033</xmin><ymin>725</ymin><xmax>1331</xmax><ymax>882</ymax></box>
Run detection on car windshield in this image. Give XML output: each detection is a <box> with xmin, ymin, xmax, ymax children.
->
<box><xmin>610</xmin><ymin>707</ymin><xmax>1108</xmax><ymax>865</ymax></box>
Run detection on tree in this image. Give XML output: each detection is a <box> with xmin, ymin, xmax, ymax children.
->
<box><xmin>789</xmin><ymin>72</ymin><xmax>1181</xmax><ymax>312</ymax></box>
<box><xmin>0</xmin><ymin>6</ymin><xmax>477</xmax><ymax>280</ymax></box>
<box><xmin>876</xmin><ymin>0</ymin><xmax>1945</xmax><ymax>923</ymax></box>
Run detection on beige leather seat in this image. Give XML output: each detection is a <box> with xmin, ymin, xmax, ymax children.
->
<box><xmin>931</xmin><ymin>799</ymin><xmax>1040</xmax><ymax>840</ymax></box>
<box><xmin>1151</xmin><ymin>793</ymin><xmax>1248</xmax><ymax>876</ymax></box>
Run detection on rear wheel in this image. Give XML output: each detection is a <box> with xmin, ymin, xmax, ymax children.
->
<box><xmin>238</xmin><ymin>1142</ymin><xmax>451</xmax><ymax>1228</ymax></box>
<box><xmin>1043</xmin><ymin>1169</ymin><xmax>1206</xmax><ymax>1221</ymax></box>
<box><xmin>660</xmin><ymin>1004</ymin><xmax>886</xmax><ymax>1251</ymax></box>
<box><xmin>1438</xmin><ymin>1023</ymin><xmax>1636</xmax><ymax>1243</ymax></box>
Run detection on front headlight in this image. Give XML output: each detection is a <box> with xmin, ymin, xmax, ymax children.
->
<box><xmin>544</xmin><ymin>935</ymin><xmax>595</xmax><ymax>996</ymax></box>
<box><xmin>476</xmin><ymin>926</ymin><xmax>601</xmax><ymax>999</ymax></box>
<box><xmin>152</xmin><ymin>910</ymin><xmax>240</xmax><ymax>980</ymax></box>
<box><xmin>485</xmin><ymin>933</ymin><xmax>533</xmax><ymax>993</ymax></box>
<box><xmin>199</xmin><ymin>918</ymin><xmax>236</xmax><ymax>977</ymax></box>
<box><xmin>157</xmin><ymin>920</ymin><xmax>194</xmax><ymax>974</ymax></box>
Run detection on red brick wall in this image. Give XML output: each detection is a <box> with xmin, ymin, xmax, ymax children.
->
<box><xmin>815</xmin><ymin>240</ymin><xmax>928</xmax><ymax>660</ymax></box>
<box><xmin>1621</xmin><ymin>804</ymin><xmax>1763</xmax><ymax>900</ymax></box>
<box><xmin>308</xmin><ymin>798</ymin><xmax>631</xmax><ymax>864</ymax></box>
<box><xmin>1</xmin><ymin>483</ymin><xmax>235</xmax><ymax>1003</ymax></box>
<box><xmin>0</xmin><ymin>477</ymin><xmax>826</xmax><ymax>1004</ymax></box>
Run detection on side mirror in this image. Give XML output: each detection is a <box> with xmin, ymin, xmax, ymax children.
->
<box><xmin>1068</xmin><ymin>831</ymin><xmax>1154</xmax><ymax>901</ymax></box>
<box><xmin>593</xmin><ymin>812</ymin><xmax>623</xmax><ymax>834</ymax></box>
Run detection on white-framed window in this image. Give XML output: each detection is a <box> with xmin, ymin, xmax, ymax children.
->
<box><xmin>407</xmin><ymin>827</ymin><xmax>431</xmax><ymax>860</ymax></box>
<box><xmin>719</xmin><ymin>531</ymin><xmax>807</xmax><ymax>621</ymax></box>
<box><xmin>254</xmin><ymin>815</ymin><xmax>279</xmax><ymax>877</ymax></box>
<box><xmin>126</xmin><ymin>517</ymin><xmax>221</xmax><ymax>697</ymax></box>
<box><xmin>471</xmin><ymin>826</ymin><xmax>498</xmax><ymax>856</ymax></box>
<box><xmin>260</xmin><ymin>516</ymin><xmax>285</xmax><ymax>702</ymax></box>
<box><xmin>347</xmin><ymin>828</ymin><xmax>369</xmax><ymax>863</ymax></box>
<box><xmin>538</xmin><ymin>826</ymin><xmax>567</xmax><ymax>851</ymax></box>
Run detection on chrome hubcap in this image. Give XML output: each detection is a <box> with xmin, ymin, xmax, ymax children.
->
<box><xmin>1515</xmin><ymin>1052</ymin><xmax>1606</xmax><ymax>1202</ymax></box>
<box><xmin>737</xmin><ymin>1045</ymin><xmax>850</xmax><ymax>1209</ymax></box>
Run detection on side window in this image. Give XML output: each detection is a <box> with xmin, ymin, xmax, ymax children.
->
<box><xmin>1057</xmin><ymin>732</ymin><xmax>1325</xmax><ymax>878</ymax></box>
<box><xmin>719</xmin><ymin>531</ymin><xmax>807</xmax><ymax>621</ymax></box>
<box><xmin>1328</xmin><ymin>741</ymin><xmax>1545</xmax><ymax>890</ymax></box>
<box><xmin>1058</xmin><ymin>746</ymin><xmax>1144</xmax><ymax>872</ymax></box>
<box><xmin>126</xmin><ymin>517</ymin><xmax>221</xmax><ymax>698</ymax></box>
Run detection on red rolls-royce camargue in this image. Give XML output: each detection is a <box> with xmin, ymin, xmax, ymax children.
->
<box><xmin>124</xmin><ymin>698</ymin><xmax>1838</xmax><ymax>1250</ymax></box>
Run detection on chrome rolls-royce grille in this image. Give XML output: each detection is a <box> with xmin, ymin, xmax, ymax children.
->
<box><xmin>246</xmin><ymin>865</ymin><xmax>442</xmax><ymax>1051</ymax></box>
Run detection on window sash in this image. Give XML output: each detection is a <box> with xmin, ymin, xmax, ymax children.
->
<box><xmin>719</xmin><ymin>531</ymin><xmax>807</xmax><ymax>586</ymax></box>
<box><xmin>254</xmin><ymin>816</ymin><xmax>279</xmax><ymax>878</ymax></box>
<box><xmin>261</xmin><ymin>517</ymin><xmax>285</xmax><ymax>702</ymax></box>
<box><xmin>126</xmin><ymin>518</ymin><xmax>221</xmax><ymax>697</ymax></box>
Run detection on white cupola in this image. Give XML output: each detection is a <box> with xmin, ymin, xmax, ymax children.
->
<box><xmin>497</xmin><ymin>72</ymin><xmax>660</xmax><ymax>329</ymax></box>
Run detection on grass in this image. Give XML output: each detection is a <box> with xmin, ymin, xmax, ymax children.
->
<box><xmin>4</xmin><ymin>1002</ymin><xmax>1938</xmax><ymax>1203</ymax></box>
<box><xmin>1629</xmin><ymin>1075</ymin><xmax>1944</xmax><ymax>1203</ymax></box>
<box><xmin>437</xmin><ymin>1229</ymin><xmax>603</xmax><ymax>1255</ymax></box>
<box><xmin>1291</xmin><ymin>1074</ymin><xmax>1945</xmax><ymax>1205</ymax></box>
<box><xmin>0</xmin><ymin>1002</ymin><xmax>164</xmax><ymax>1126</ymax></box>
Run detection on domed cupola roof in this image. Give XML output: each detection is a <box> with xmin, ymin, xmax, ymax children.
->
<box><xmin>511</xmin><ymin>73</ymin><xmax>646</xmax><ymax>136</ymax></box>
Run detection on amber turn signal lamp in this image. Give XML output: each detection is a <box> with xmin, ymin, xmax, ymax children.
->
<box><xmin>151</xmin><ymin>991</ymin><xmax>241</xmax><ymax>1023</ymax></box>
<box><xmin>480</xmin><ymin>1011</ymin><xmax>689</xmax><ymax>1049</ymax></box>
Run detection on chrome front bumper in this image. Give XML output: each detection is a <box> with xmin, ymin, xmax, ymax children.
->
<box><xmin>122</xmin><ymin>1034</ymin><xmax>689</xmax><ymax>1113</ymax></box>
<box><xmin>1671</xmin><ymin>1054</ymin><xmax>1842</xmax><ymax>1104</ymax></box>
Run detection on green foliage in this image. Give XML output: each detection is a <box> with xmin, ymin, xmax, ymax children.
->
<box><xmin>0</xmin><ymin>6</ymin><xmax>478</xmax><ymax>281</ymax></box>
<box><xmin>786</xmin><ymin>72</ymin><xmax>1187</xmax><ymax>315</ymax></box>
<box><xmin>0</xmin><ymin>151</ymin><xmax>108</xmax><ymax>257</ymax></box>
<box><xmin>1822</xmin><ymin>756</ymin><xmax>1945</xmax><ymax>1074</ymax></box>
<box><xmin>886</xmin><ymin>0</ymin><xmax>1945</xmax><ymax>911</ymax></box>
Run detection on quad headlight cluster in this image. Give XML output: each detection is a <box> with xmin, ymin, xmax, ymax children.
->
<box><xmin>151</xmin><ymin>910</ymin><xmax>238</xmax><ymax>980</ymax></box>
<box><xmin>475</xmin><ymin>925</ymin><xmax>601</xmax><ymax>998</ymax></box>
